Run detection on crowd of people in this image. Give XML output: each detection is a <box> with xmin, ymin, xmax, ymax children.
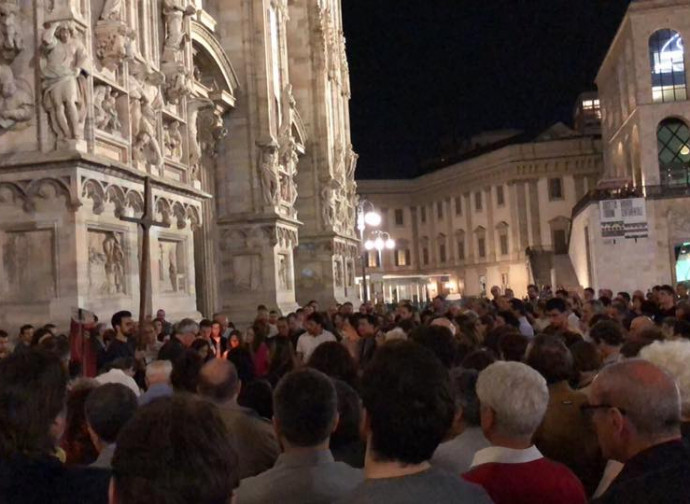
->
<box><xmin>2</xmin><ymin>283</ymin><xmax>690</xmax><ymax>503</ymax></box>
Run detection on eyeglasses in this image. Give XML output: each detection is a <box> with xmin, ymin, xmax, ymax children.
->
<box><xmin>580</xmin><ymin>403</ymin><xmax>627</xmax><ymax>418</ymax></box>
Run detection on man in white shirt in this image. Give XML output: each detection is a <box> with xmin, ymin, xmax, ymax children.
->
<box><xmin>296</xmin><ymin>312</ymin><xmax>336</xmax><ymax>363</ymax></box>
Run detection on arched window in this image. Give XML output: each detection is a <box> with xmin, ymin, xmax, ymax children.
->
<box><xmin>658</xmin><ymin>118</ymin><xmax>690</xmax><ymax>185</ymax></box>
<box><xmin>649</xmin><ymin>29</ymin><xmax>687</xmax><ymax>103</ymax></box>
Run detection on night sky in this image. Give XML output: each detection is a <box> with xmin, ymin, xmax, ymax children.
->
<box><xmin>342</xmin><ymin>1</ymin><xmax>631</xmax><ymax>179</ymax></box>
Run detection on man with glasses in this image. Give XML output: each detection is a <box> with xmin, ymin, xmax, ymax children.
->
<box><xmin>585</xmin><ymin>359</ymin><xmax>690</xmax><ymax>503</ymax></box>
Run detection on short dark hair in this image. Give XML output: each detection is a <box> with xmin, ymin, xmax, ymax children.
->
<box><xmin>570</xmin><ymin>341</ymin><xmax>602</xmax><ymax>373</ymax></box>
<box><xmin>545</xmin><ymin>297</ymin><xmax>567</xmax><ymax>313</ymax></box>
<box><xmin>0</xmin><ymin>350</ymin><xmax>67</xmax><ymax>458</ymax></box>
<box><xmin>361</xmin><ymin>341</ymin><xmax>453</xmax><ymax>464</ymax></box>
<box><xmin>0</xmin><ymin>330</ymin><xmax>7</xmax><ymax>338</ymax></box>
<box><xmin>197</xmin><ymin>360</ymin><xmax>240</xmax><ymax>402</ymax></box>
<box><xmin>584</xmin><ymin>287</ymin><xmax>595</xmax><ymax>295</ymax></box>
<box><xmin>674</xmin><ymin>320</ymin><xmax>690</xmax><ymax>340</ymax></box>
<box><xmin>171</xmin><ymin>350</ymin><xmax>204</xmax><ymax>393</ymax></box>
<box><xmin>356</xmin><ymin>314</ymin><xmax>378</xmax><ymax>328</ymax></box>
<box><xmin>528</xmin><ymin>284</ymin><xmax>539</xmax><ymax>291</ymax></box>
<box><xmin>399</xmin><ymin>301</ymin><xmax>414</xmax><ymax>313</ymax></box>
<box><xmin>526</xmin><ymin>335</ymin><xmax>574</xmax><ymax>384</ymax></box>
<box><xmin>509</xmin><ymin>298</ymin><xmax>527</xmax><ymax>315</ymax></box>
<box><xmin>199</xmin><ymin>319</ymin><xmax>213</xmax><ymax>329</ymax></box>
<box><xmin>238</xmin><ymin>379</ymin><xmax>273</xmax><ymax>420</ymax></box>
<box><xmin>330</xmin><ymin>379</ymin><xmax>362</xmax><ymax>451</ymax></box>
<box><xmin>409</xmin><ymin>325</ymin><xmax>457</xmax><ymax>369</ymax></box>
<box><xmin>497</xmin><ymin>310</ymin><xmax>520</xmax><ymax>328</ymax></box>
<box><xmin>306</xmin><ymin>312</ymin><xmax>326</xmax><ymax>328</ymax></box>
<box><xmin>111</xmin><ymin>311</ymin><xmax>132</xmax><ymax>331</ymax></box>
<box><xmin>617</xmin><ymin>292</ymin><xmax>631</xmax><ymax>303</ymax></box>
<box><xmin>274</xmin><ymin>368</ymin><xmax>337</xmax><ymax>447</ymax></box>
<box><xmin>20</xmin><ymin>324</ymin><xmax>33</xmax><ymax>334</ymax></box>
<box><xmin>257</xmin><ymin>305</ymin><xmax>268</xmax><ymax>311</ymax></box>
<box><xmin>659</xmin><ymin>284</ymin><xmax>675</xmax><ymax>296</ymax></box>
<box><xmin>590</xmin><ymin>320</ymin><xmax>624</xmax><ymax>347</ymax></box>
<box><xmin>461</xmin><ymin>348</ymin><xmax>497</xmax><ymax>372</ymax></box>
<box><xmin>449</xmin><ymin>368</ymin><xmax>481</xmax><ymax>426</ymax></box>
<box><xmin>308</xmin><ymin>341</ymin><xmax>358</xmax><ymax>390</ymax></box>
<box><xmin>112</xmin><ymin>396</ymin><xmax>239</xmax><ymax>504</ymax></box>
<box><xmin>85</xmin><ymin>384</ymin><xmax>137</xmax><ymax>444</ymax></box>
<box><xmin>498</xmin><ymin>331</ymin><xmax>529</xmax><ymax>362</ymax></box>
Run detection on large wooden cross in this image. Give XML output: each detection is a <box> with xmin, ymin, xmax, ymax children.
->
<box><xmin>120</xmin><ymin>177</ymin><xmax>170</xmax><ymax>327</ymax></box>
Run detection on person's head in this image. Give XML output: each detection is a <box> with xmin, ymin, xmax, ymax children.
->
<box><xmin>508</xmin><ymin>298</ymin><xmax>527</xmax><ymax>318</ymax></box>
<box><xmin>152</xmin><ymin>319</ymin><xmax>163</xmax><ymax>336</ymax></box>
<box><xmin>198</xmin><ymin>319</ymin><xmax>213</xmax><ymax>340</ymax></box>
<box><xmin>570</xmin><ymin>340</ymin><xmax>602</xmax><ymax>374</ymax></box>
<box><xmin>640</xmin><ymin>341</ymin><xmax>690</xmax><ymax>419</ymax></box>
<box><xmin>174</xmin><ymin>318</ymin><xmax>199</xmax><ymax>347</ymax></box>
<box><xmin>85</xmin><ymin>384</ymin><xmax>137</xmax><ymax>448</ymax></box>
<box><xmin>545</xmin><ymin>298</ymin><xmax>569</xmax><ymax>330</ymax></box>
<box><xmin>356</xmin><ymin>314</ymin><xmax>379</xmax><ymax>338</ymax></box>
<box><xmin>673</xmin><ymin>319</ymin><xmax>690</xmax><ymax>341</ymax></box>
<box><xmin>658</xmin><ymin>284</ymin><xmax>676</xmax><ymax>309</ymax></box>
<box><xmin>490</xmin><ymin>285</ymin><xmax>501</xmax><ymax>299</ymax></box>
<box><xmin>256</xmin><ymin>304</ymin><xmax>269</xmax><ymax>321</ymax></box>
<box><xmin>156</xmin><ymin>309</ymin><xmax>166</xmax><ymax>321</ymax></box>
<box><xmin>210</xmin><ymin>321</ymin><xmax>222</xmax><ymax>338</ymax></box>
<box><xmin>397</xmin><ymin>302</ymin><xmax>414</xmax><ymax>321</ymax></box>
<box><xmin>170</xmin><ymin>350</ymin><xmax>203</xmax><ymax>393</ymax></box>
<box><xmin>112</xmin><ymin>311</ymin><xmax>134</xmax><ymax>338</ymax></box>
<box><xmin>527</xmin><ymin>284</ymin><xmax>539</xmax><ymax>300</ymax></box>
<box><xmin>461</xmin><ymin>348</ymin><xmax>497</xmax><ymax>372</ymax></box>
<box><xmin>361</xmin><ymin>341</ymin><xmax>453</xmax><ymax>464</ymax></box>
<box><xmin>197</xmin><ymin>359</ymin><xmax>241</xmax><ymax>403</ymax></box>
<box><xmin>498</xmin><ymin>330</ymin><xmax>529</xmax><ymax>362</ymax></box>
<box><xmin>19</xmin><ymin>324</ymin><xmax>34</xmax><ymax>344</ymax></box>
<box><xmin>268</xmin><ymin>310</ymin><xmax>279</xmax><ymax>325</ymax></box>
<box><xmin>526</xmin><ymin>335</ymin><xmax>574</xmax><ymax>385</ymax></box>
<box><xmin>476</xmin><ymin>361</ymin><xmax>549</xmax><ymax>444</ymax></box>
<box><xmin>630</xmin><ymin>316</ymin><xmax>655</xmax><ymax>341</ymax></box>
<box><xmin>145</xmin><ymin>360</ymin><xmax>172</xmax><ymax>388</ymax></box>
<box><xmin>584</xmin><ymin>287</ymin><xmax>595</xmax><ymax>302</ymax></box>
<box><xmin>191</xmin><ymin>338</ymin><xmax>213</xmax><ymax>362</ymax></box>
<box><xmin>238</xmin><ymin>379</ymin><xmax>273</xmax><ymax>420</ymax></box>
<box><xmin>677</xmin><ymin>283</ymin><xmax>688</xmax><ymax>298</ymax></box>
<box><xmin>590</xmin><ymin>320</ymin><xmax>625</xmax><ymax>351</ymax></box>
<box><xmin>449</xmin><ymin>368</ymin><xmax>481</xmax><ymax>433</ymax></box>
<box><xmin>276</xmin><ymin>316</ymin><xmax>290</xmax><ymax>337</ymax></box>
<box><xmin>587</xmin><ymin>359</ymin><xmax>681</xmax><ymax>462</ymax></box>
<box><xmin>273</xmin><ymin>368</ymin><xmax>338</xmax><ymax>449</ymax></box>
<box><xmin>305</xmin><ymin>312</ymin><xmax>326</xmax><ymax>336</ymax></box>
<box><xmin>213</xmin><ymin>313</ymin><xmax>229</xmax><ymax>330</ymax></box>
<box><xmin>582</xmin><ymin>300</ymin><xmax>604</xmax><ymax>325</ymax></box>
<box><xmin>330</xmin><ymin>380</ymin><xmax>363</xmax><ymax>450</ymax></box>
<box><xmin>228</xmin><ymin>330</ymin><xmax>241</xmax><ymax>349</ymax></box>
<box><xmin>409</xmin><ymin>324</ymin><xmax>457</xmax><ymax>369</ymax></box>
<box><xmin>0</xmin><ymin>350</ymin><xmax>67</xmax><ymax>458</ymax></box>
<box><xmin>0</xmin><ymin>330</ymin><xmax>9</xmax><ymax>357</ymax></box>
<box><xmin>111</xmin><ymin>395</ymin><xmax>239</xmax><ymax>504</ymax></box>
<box><xmin>496</xmin><ymin>310</ymin><xmax>520</xmax><ymax>329</ymax></box>
<box><xmin>340</xmin><ymin>302</ymin><xmax>354</xmax><ymax>316</ymax></box>
<box><xmin>308</xmin><ymin>341</ymin><xmax>358</xmax><ymax>389</ymax></box>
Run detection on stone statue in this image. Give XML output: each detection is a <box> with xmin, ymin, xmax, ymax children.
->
<box><xmin>164</xmin><ymin>65</ymin><xmax>193</xmax><ymax>104</ymax></box>
<box><xmin>162</xmin><ymin>0</ymin><xmax>195</xmax><ymax>62</ymax></box>
<box><xmin>99</xmin><ymin>0</ymin><xmax>123</xmax><ymax>20</ymax></box>
<box><xmin>0</xmin><ymin>64</ymin><xmax>32</xmax><ymax>130</ymax></box>
<box><xmin>103</xmin><ymin>232</ymin><xmax>125</xmax><ymax>294</ymax></box>
<box><xmin>130</xmin><ymin>63</ymin><xmax>164</xmax><ymax>167</ymax></box>
<box><xmin>278</xmin><ymin>255</ymin><xmax>288</xmax><ymax>290</ymax></box>
<box><xmin>94</xmin><ymin>85</ymin><xmax>121</xmax><ymax>133</ymax></box>
<box><xmin>0</xmin><ymin>2</ymin><xmax>22</xmax><ymax>61</ymax></box>
<box><xmin>164</xmin><ymin>121</ymin><xmax>183</xmax><ymax>161</ymax></box>
<box><xmin>321</xmin><ymin>180</ymin><xmax>338</xmax><ymax>227</ymax></box>
<box><xmin>168</xmin><ymin>250</ymin><xmax>178</xmax><ymax>291</ymax></box>
<box><xmin>334</xmin><ymin>259</ymin><xmax>343</xmax><ymax>287</ymax></box>
<box><xmin>187</xmin><ymin>96</ymin><xmax>212</xmax><ymax>180</ymax></box>
<box><xmin>133</xmin><ymin>98</ymin><xmax>163</xmax><ymax>168</ymax></box>
<box><xmin>257</xmin><ymin>138</ymin><xmax>280</xmax><ymax>205</ymax></box>
<box><xmin>40</xmin><ymin>22</ymin><xmax>90</xmax><ymax>142</ymax></box>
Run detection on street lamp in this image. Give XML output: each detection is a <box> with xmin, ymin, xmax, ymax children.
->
<box><xmin>357</xmin><ymin>199</ymin><xmax>381</xmax><ymax>303</ymax></box>
<box><xmin>362</xmin><ymin>229</ymin><xmax>396</xmax><ymax>304</ymax></box>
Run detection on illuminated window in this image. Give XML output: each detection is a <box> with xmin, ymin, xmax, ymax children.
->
<box><xmin>475</xmin><ymin>191</ymin><xmax>482</xmax><ymax>211</ymax></box>
<box><xmin>496</xmin><ymin>185</ymin><xmax>505</xmax><ymax>206</ymax></box>
<box><xmin>658</xmin><ymin>118</ymin><xmax>690</xmax><ymax>185</ymax></box>
<box><xmin>650</xmin><ymin>29</ymin><xmax>687</xmax><ymax>103</ymax></box>
<box><xmin>455</xmin><ymin>196</ymin><xmax>462</xmax><ymax>216</ymax></box>
<box><xmin>367</xmin><ymin>251</ymin><xmax>380</xmax><ymax>268</ymax></box>
<box><xmin>395</xmin><ymin>249</ymin><xmax>410</xmax><ymax>267</ymax></box>
<box><xmin>394</xmin><ymin>209</ymin><xmax>404</xmax><ymax>226</ymax></box>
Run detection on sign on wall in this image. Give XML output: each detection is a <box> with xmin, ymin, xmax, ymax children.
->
<box><xmin>600</xmin><ymin>198</ymin><xmax>648</xmax><ymax>239</ymax></box>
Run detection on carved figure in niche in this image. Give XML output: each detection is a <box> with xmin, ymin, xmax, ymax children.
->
<box><xmin>0</xmin><ymin>64</ymin><xmax>32</xmax><ymax>130</ymax></box>
<box><xmin>278</xmin><ymin>255</ymin><xmax>288</xmax><ymax>290</ymax></box>
<box><xmin>94</xmin><ymin>85</ymin><xmax>121</xmax><ymax>133</ymax></box>
<box><xmin>279</xmin><ymin>84</ymin><xmax>295</xmax><ymax>138</ymax></box>
<box><xmin>164</xmin><ymin>121</ymin><xmax>183</xmax><ymax>161</ymax></box>
<box><xmin>187</xmin><ymin>96</ymin><xmax>212</xmax><ymax>180</ymax></box>
<box><xmin>164</xmin><ymin>66</ymin><xmax>193</xmax><ymax>104</ymax></box>
<box><xmin>130</xmin><ymin>63</ymin><xmax>164</xmax><ymax>167</ymax></box>
<box><xmin>0</xmin><ymin>2</ymin><xmax>22</xmax><ymax>61</ymax></box>
<box><xmin>345</xmin><ymin>145</ymin><xmax>357</xmax><ymax>181</ymax></box>
<box><xmin>159</xmin><ymin>244</ymin><xmax>165</xmax><ymax>281</ymax></box>
<box><xmin>169</xmin><ymin>251</ymin><xmax>178</xmax><ymax>291</ymax></box>
<box><xmin>99</xmin><ymin>0</ymin><xmax>123</xmax><ymax>20</ymax></box>
<box><xmin>199</xmin><ymin>108</ymin><xmax>228</xmax><ymax>158</ymax></box>
<box><xmin>334</xmin><ymin>259</ymin><xmax>343</xmax><ymax>287</ymax></box>
<box><xmin>162</xmin><ymin>0</ymin><xmax>195</xmax><ymax>62</ymax></box>
<box><xmin>94</xmin><ymin>23</ymin><xmax>132</xmax><ymax>75</ymax></box>
<box><xmin>320</xmin><ymin>180</ymin><xmax>339</xmax><ymax>227</ymax></box>
<box><xmin>347</xmin><ymin>261</ymin><xmax>354</xmax><ymax>287</ymax></box>
<box><xmin>257</xmin><ymin>138</ymin><xmax>280</xmax><ymax>205</ymax></box>
<box><xmin>40</xmin><ymin>22</ymin><xmax>90</xmax><ymax>142</ymax></box>
<box><xmin>133</xmin><ymin>98</ymin><xmax>163</xmax><ymax>167</ymax></box>
<box><xmin>103</xmin><ymin>232</ymin><xmax>125</xmax><ymax>294</ymax></box>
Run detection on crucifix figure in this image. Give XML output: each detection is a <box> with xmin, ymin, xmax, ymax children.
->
<box><xmin>120</xmin><ymin>177</ymin><xmax>170</xmax><ymax>326</ymax></box>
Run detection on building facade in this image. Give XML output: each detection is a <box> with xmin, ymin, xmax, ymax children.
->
<box><xmin>570</xmin><ymin>0</ymin><xmax>690</xmax><ymax>293</ymax></box>
<box><xmin>0</xmin><ymin>0</ymin><xmax>357</xmax><ymax>330</ymax></box>
<box><xmin>357</xmin><ymin>125</ymin><xmax>603</xmax><ymax>302</ymax></box>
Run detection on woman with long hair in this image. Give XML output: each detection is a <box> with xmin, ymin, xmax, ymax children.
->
<box><xmin>267</xmin><ymin>337</ymin><xmax>297</xmax><ymax>388</ymax></box>
<box><xmin>249</xmin><ymin>321</ymin><xmax>270</xmax><ymax>378</ymax></box>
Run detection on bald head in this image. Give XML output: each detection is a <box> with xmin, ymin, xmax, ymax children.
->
<box><xmin>197</xmin><ymin>359</ymin><xmax>240</xmax><ymax>403</ymax></box>
<box><xmin>629</xmin><ymin>316</ymin><xmax>654</xmax><ymax>340</ymax></box>
<box><xmin>592</xmin><ymin>359</ymin><xmax>681</xmax><ymax>440</ymax></box>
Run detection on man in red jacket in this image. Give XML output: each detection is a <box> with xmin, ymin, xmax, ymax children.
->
<box><xmin>463</xmin><ymin>361</ymin><xmax>587</xmax><ymax>504</ymax></box>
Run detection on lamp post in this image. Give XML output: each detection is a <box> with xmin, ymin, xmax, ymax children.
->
<box><xmin>363</xmin><ymin>230</ymin><xmax>396</xmax><ymax>304</ymax></box>
<box><xmin>357</xmin><ymin>199</ymin><xmax>381</xmax><ymax>303</ymax></box>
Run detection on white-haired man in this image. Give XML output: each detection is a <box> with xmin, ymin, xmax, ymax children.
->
<box><xmin>588</xmin><ymin>359</ymin><xmax>690</xmax><ymax>503</ymax></box>
<box><xmin>139</xmin><ymin>360</ymin><xmax>173</xmax><ymax>406</ymax></box>
<box><xmin>463</xmin><ymin>361</ymin><xmax>586</xmax><ymax>504</ymax></box>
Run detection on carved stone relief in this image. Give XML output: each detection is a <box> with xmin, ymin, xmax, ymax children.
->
<box><xmin>88</xmin><ymin>230</ymin><xmax>126</xmax><ymax>295</ymax></box>
<box><xmin>334</xmin><ymin>257</ymin><xmax>343</xmax><ymax>287</ymax></box>
<box><xmin>278</xmin><ymin>253</ymin><xmax>289</xmax><ymax>290</ymax></box>
<box><xmin>161</xmin><ymin>0</ymin><xmax>195</xmax><ymax>63</ymax></box>
<box><xmin>130</xmin><ymin>62</ymin><xmax>164</xmax><ymax>168</ymax></box>
<box><xmin>257</xmin><ymin>137</ymin><xmax>280</xmax><ymax>206</ymax></box>
<box><xmin>159</xmin><ymin>239</ymin><xmax>185</xmax><ymax>292</ymax></box>
<box><xmin>94</xmin><ymin>85</ymin><xmax>122</xmax><ymax>134</ymax></box>
<box><xmin>163</xmin><ymin>120</ymin><xmax>183</xmax><ymax>161</ymax></box>
<box><xmin>230</xmin><ymin>254</ymin><xmax>261</xmax><ymax>291</ymax></box>
<box><xmin>0</xmin><ymin>229</ymin><xmax>56</xmax><ymax>302</ymax></box>
<box><xmin>40</xmin><ymin>21</ymin><xmax>90</xmax><ymax>145</ymax></box>
<box><xmin>0</xmin><ymin>63</ymin><xmax>32</xmax><ymax>130</ymax></box>
<box><xmin>187</xmin><ymin>96</ymin><xmax>212</xmax><ymax>180</ymax></box>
